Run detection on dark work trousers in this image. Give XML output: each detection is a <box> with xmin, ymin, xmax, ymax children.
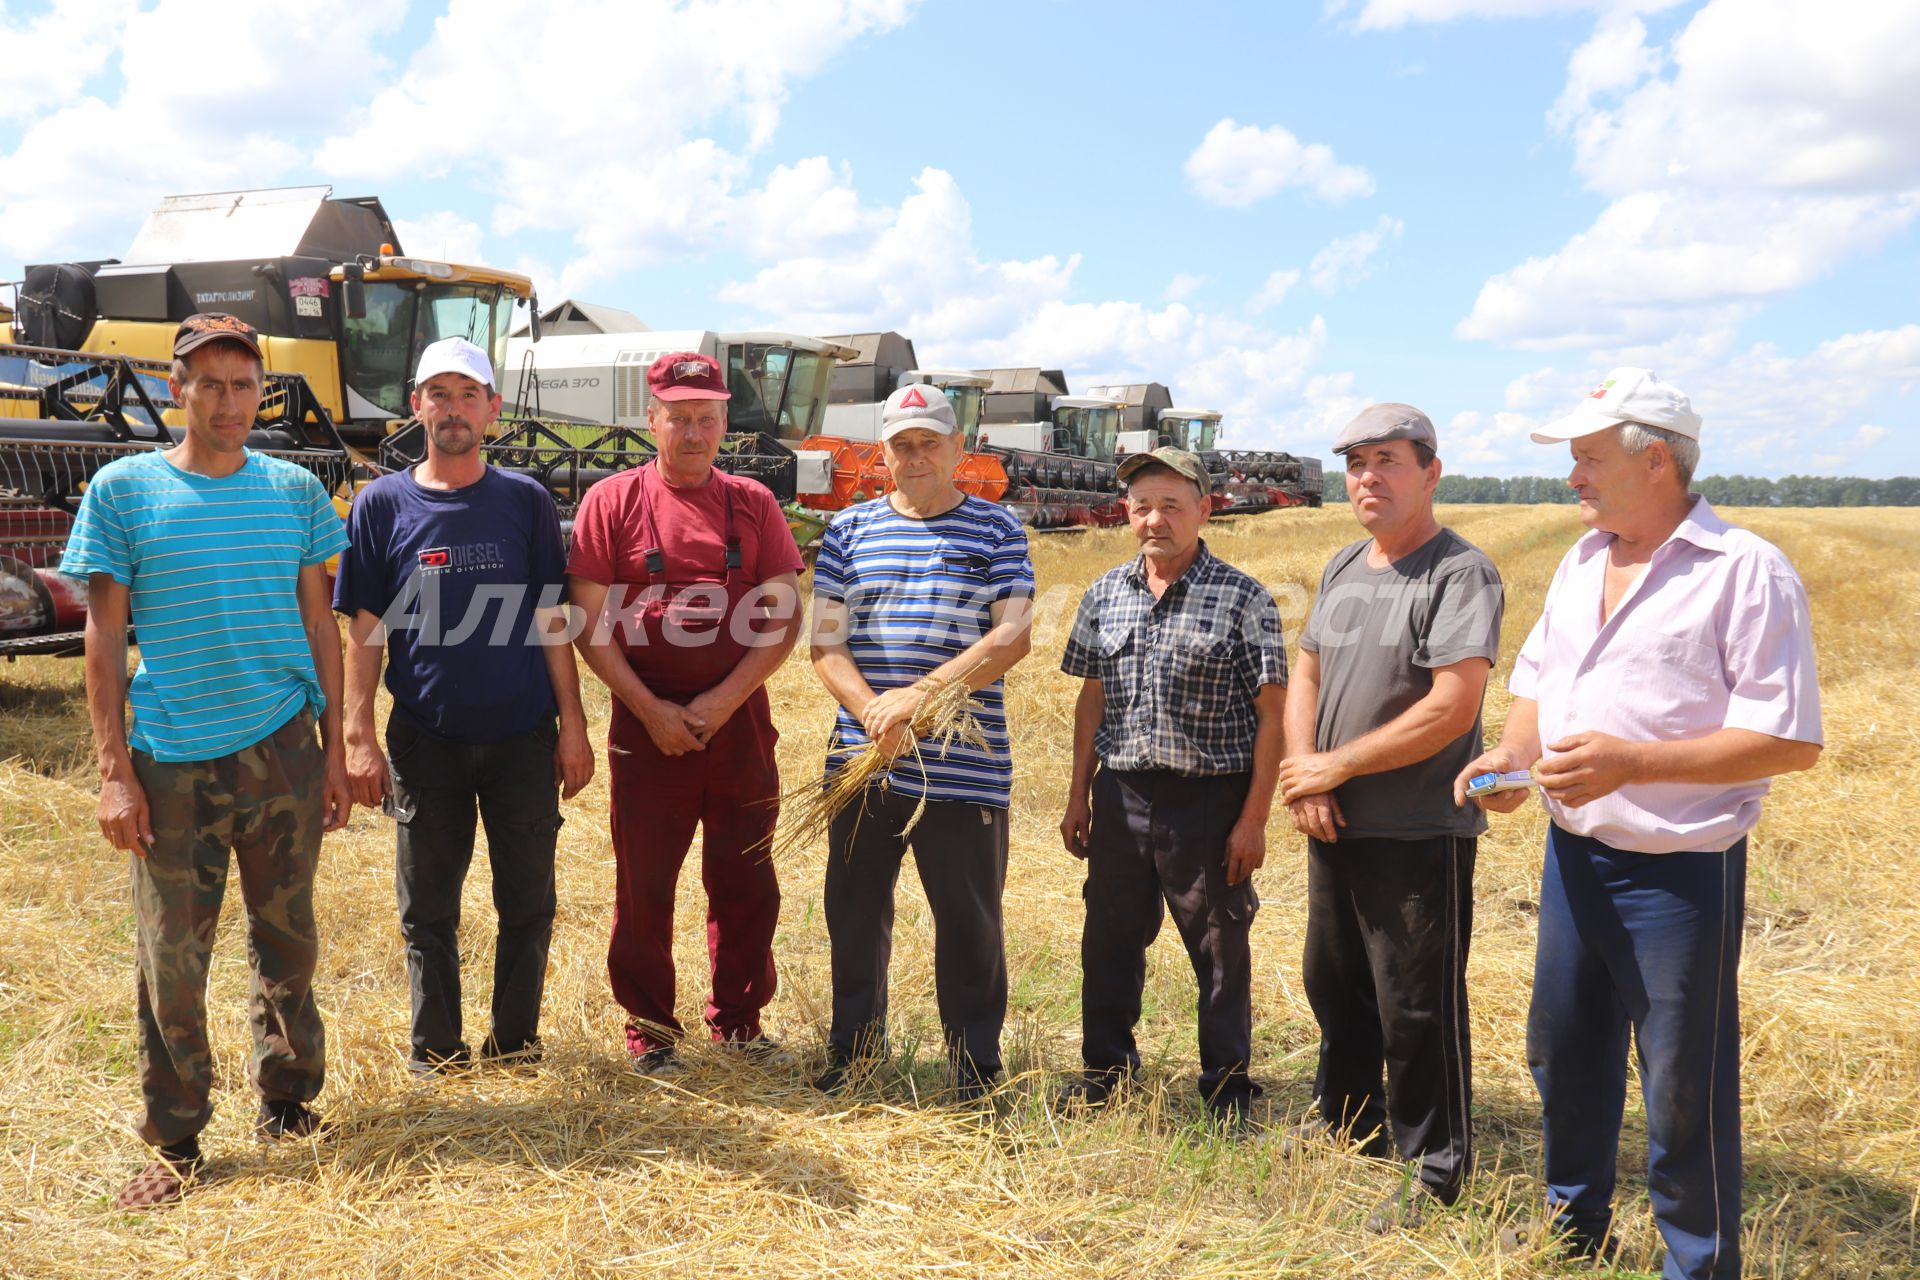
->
<box><xmin>1303</xmin><ymin>832</ymin><xmax>1475</xmax><ymax>1201</ymax></box>
<box><xmin>1530</xmin><ymin>825</ymin><xmax>1746</xmax><ymax>1280</ymax></box>
<box><xmin>387</xmin><ymin>711</ymin><xmax>562</xmax><ymax>1063</ymax></box>
<box><xmin>825</xmin><ymin>785</ymin><xmax>1009</xmax><ymax>1078</ymax></box>
<box><xmin>1083</xmin><ymin>767</ymin><xmax>1261</xmax><ymax>1112</ymax></box>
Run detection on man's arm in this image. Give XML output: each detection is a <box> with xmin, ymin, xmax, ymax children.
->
<box><xmin>297</xmin><ymin>561</ymin><xmax>352</xmax><ymax>831</ymax></box>
<box><xmin>1533</xmin><ymin>726</ymin><xmax>1821</xmax><ymax>809</ymax></box>
<box><xmin>1281</xmin><ymin>647</ymin><xmax>1344</xmax><ymax>842</ymax></box>
<box><xmin>1226</xmin><ymin>683</ymin><xmax>1285</xmax><ymax>884</ymax></box>
<box><xmin>342</xmin><ymin>609</ymin><xmax>389</xmax><ymax>808</ymax></box>
<box><xmin>83</xmin><ymin>574</ymin><xmax>152</xmax><ymax>854</ymax></box>
<box><xmin>1059</xmin><ymin>677</ymin><xmax>1104</xmax><ymax>858</ymax></box>
<box><xmin>568</xmin><ymin>575</ymin><xmax>705</xmax><ymax>756</ymax></box>
<box><xmin>809</xmin><ymin>594</ymin><xmax>895</xmax><ymax>754</ymax></box>
<box><xmin>684</xmin><ymin>571</ymin><xmax>803</xmax><ymax>744</ymax></box>
<box><xmin>537</xmin><ymin>604</ymin><xmax>595</xmax><ymax>798</ymax></box>
<box><xmin>1278</xmin><ymin>656</ymin><xmax>1491</xmax><ymax>805</ymax></box>
<box><xmin>859</xmin><ymin>594</ymin><xmax>1035</xmax><ymax>743</ymax></box>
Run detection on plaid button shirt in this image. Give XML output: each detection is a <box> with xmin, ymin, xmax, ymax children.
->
<box><xmin>1061</xmin><ymin>540</ymin><xmax>1287</xmax><ymax>776</ymax></box>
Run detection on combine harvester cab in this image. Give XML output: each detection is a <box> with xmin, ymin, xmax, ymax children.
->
<box><xmin>0</xmin><ymin>343</ymin><xmax>377</xmax><ymax>657</ymax></box>
<box><xmin>13</xmin><ymin>186</ymin><xmax>541</xmax><ymax>449</ymax></box>
<box><xmin>799</xmin><ymin>331</ymin><xmax>1002</xmax><ymax>512</ymax></box>
<box><xmin>973</xmin><ymin>368</ymin><xmax>1127</xmax><ymax>529</ymax></box>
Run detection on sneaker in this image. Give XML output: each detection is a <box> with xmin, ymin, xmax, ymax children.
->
<box><xmin>478</xmin><ymin>1034</ymin><xmax>544</xmax><ymax>1068</ymax></box>
<box><xmin>719</xmin><ymin>1035</ymin><xmax>796</xmax><ymax>1069</ymax></box>
<box><xmin>255</xmin><ymin>1100</ymin><xmax>333</xmax><ymax>1141</ymax></box>
<box><xmin>630</xmin><ymin>1046</ymin><xmax>686</xmax><ymax>1078</ymax></box>
<box><xmin>115</xmin><ymin>1138</ymin><xmax>203</xmax><ymax>1211</ymax></box>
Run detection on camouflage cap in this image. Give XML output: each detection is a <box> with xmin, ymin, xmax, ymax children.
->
<box><xmin>1117</xmin><ymin>446</ymin><xmax>1212</xmax><ymax>495</ymax></box>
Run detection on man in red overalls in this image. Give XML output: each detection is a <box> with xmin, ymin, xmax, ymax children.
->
<box><xmin>569</xmin><ymin>352</ymin><xmax>805</xmax><ymax>1074</ymax></box>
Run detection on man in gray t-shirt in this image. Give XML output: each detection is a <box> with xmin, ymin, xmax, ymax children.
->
<box><xmin>1277</xmin><ymin>404</ymin><xmax>1503</xmax><ymax>1232</ymax></box>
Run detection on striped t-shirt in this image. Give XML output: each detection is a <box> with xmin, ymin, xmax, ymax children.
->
<box><xmin>812</xmin><ymin>494</ymin><xmax>1035</xmax><ymax>808</ymax></box>
<box><xmin>60</xmin><ymin>449</ymin><xmax>348</xmax><ymax>763</ymax></box>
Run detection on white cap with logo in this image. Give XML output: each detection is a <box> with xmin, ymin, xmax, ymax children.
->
<box><xmin>1533</xmin><ymin>367</ymin><xmax>1701</xmax><ymax>443</ymax></box>
<box><xmin>414</xmin><ymin>336</ymin><xmax>497</xmax><ymax>392</ymax></box>
<box><xmin>879</xmin><ymin>382</ymin><xmax>958</xmax><ymax>440</ymax></box>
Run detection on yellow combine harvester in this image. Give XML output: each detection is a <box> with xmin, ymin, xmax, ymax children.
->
<box><xmin>12</xmin><ymin>186</ymin><xmax>538</xmax><ymax>447</ymax></box>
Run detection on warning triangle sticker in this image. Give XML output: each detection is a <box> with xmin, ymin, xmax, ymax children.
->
<box><xmin>899</xmin><ymin>386</ymin><xmax>930</xmax><ymax>408</ymax></box>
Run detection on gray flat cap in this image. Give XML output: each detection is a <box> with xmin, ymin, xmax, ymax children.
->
<box><xmin>1333</xmin><ymin>402</ymin><xmax>1436</xmax><ymax>454</ymax></box>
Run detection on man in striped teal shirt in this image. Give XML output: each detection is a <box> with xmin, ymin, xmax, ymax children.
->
<box><xmin>809</xmin><ymin>382</ymin><xmax>1035</xmax><ymax>1103</ymax></box>
<box><xmin>61</xmin><ymin>313</ymin><xmax>351</xmax><ymax>1210</ymax></box>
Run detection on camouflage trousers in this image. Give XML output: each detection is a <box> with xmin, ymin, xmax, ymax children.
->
<box><xmin>128</xmin><ymin>707</ymin><xmax>327</xmax><ymax>1146</ymax></box>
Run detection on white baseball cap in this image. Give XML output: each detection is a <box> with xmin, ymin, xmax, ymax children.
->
<box><xmin>1533</xmin><ymin>367</ymin><xmax>1701</xmax><ymax>443</ymax></box>
<box><xmin>414</xmin><ymin>336</ymin><xmax>497</xmax><ymax>392</ymax></box>
<box><xmin>879</xmin><ymin>381</ymin><xmax>958</xmax><ymax>440</ymax></box>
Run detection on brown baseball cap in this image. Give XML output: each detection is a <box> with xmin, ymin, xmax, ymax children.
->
<box><xmin>1333</xmin><ymin>402</ymin><xmax>1436</xmax><ymax>454</ymax></box>
<box><xmin>173</xmin><ymin>312</ymin><xmax>263</xmax><ymax>360</ymax></box>
<box><xmin>1117</xmin><ymin>446</ymin><xmax>1212</xmax><ymax>495</ymax></box>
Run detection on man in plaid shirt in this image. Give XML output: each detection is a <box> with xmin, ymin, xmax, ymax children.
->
<box><xmin>1057</xmin><ymin>447</ymin><xmax>1287</xmax><ymax>1129</ymax></box>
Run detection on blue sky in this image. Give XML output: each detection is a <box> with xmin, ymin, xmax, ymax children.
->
<box><xmin>2</xmin><ymin>0</ymin><xmax>1914</xmax><ymax>475</ymax></box>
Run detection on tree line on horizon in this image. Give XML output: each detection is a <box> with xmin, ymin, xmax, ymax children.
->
<box><xmin>1314</xmin><ymin>471</ymin><xmax>1920</xmax><ymax>507</ymax></box>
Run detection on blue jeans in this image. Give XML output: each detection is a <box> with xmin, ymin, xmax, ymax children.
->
<box><xmin>1529</xmin><ymin>824</ymin><xmax>1746</xmax><ymax>1280</ymax></box>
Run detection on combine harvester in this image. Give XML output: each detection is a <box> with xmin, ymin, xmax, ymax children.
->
<box><xmin>971</xmin><ymin>368</ymin><xmax>1130</xmax><ymax>528</ymax></box>
<box><xmin>1088</xmin><ymin>382</ymin><xmax>1323</xmax><ymax>513</ymax></box>
<box><xmin>488</xmin><ymin>301</ymin><xmax>860</xmax><ymax>547</ymax></box>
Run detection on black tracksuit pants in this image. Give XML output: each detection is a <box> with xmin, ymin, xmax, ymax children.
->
<box><xmin>1082</xmin><ymin>767</ymin><xmax>1260</xmax><ymax>1111</ymax></box>
<box><xmin>1304</xmin><ymin>832</ymin><xmax>1475</xmax><ymax>1201</ymax></box>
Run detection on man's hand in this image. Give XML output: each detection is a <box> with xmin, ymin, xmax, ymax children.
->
<box><xmin>872</xmin><ymin>722</ymin><xmax>913</xmax><ymax>763</ymax></box>
<box><xmin>685</xmin><ymin>687</ymin><xmax>744</xmax><ymax>746</ymax></box>
<box><xmin>1277</xmin><ymin>751</ymin><xmax>1350</xmax><ymax>805</ymax></box>
<box><xmin>344</xmin><ymin>730</ymin><xmax>389</xmax><ymax>809</ymax></box>
<box><xmin>321</xmin><ymin>754</ymin><xmax>353</xmax><ymax>832</ymax></box>
<box><xmin>1535</xmin><ymin>731</ymin><xmax>1648</xmax><ymax>809</ymax></box>
<box><xmin>1061</xmin><ymin>795</ymin><xmax>1091</xmax><ymax>859</ymax></box>
<box><xmin>860</xmin><ymin>685</ymin><xmax>927</xmax><ymax>744</ymax></box>
<box><xmin>99</xmin><ymin>768</ymin><xmax>154</xmax><ymax>855</ymax></box>
<box><xmin>637</xmin><ymin>697</ymin><xmax>706</xmax><ymax>757</ymax></box>
<box><xmin>1451</xmin><ymin>744</ymin><xmax>1537</xmax><ymax>813</ymax></box>
<box><xmin>555</xmin><ymin>720</ymin><xmax>595</xmax><ymax>799</ymax></box>
<box><xmin>1225</xmin><ymin>815</ymin><xmax>1266</xmax><ymax>886</ymax></box>
<box><xmin>1288</xmin><ymin>791</ymin><xmax>1346</xmax><ymax>843</ymax></box>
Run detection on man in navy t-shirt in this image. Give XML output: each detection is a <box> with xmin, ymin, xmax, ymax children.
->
<box><xmin>335</xmin><ymin>337</ymin><xmax>594</xmax><ymax>1073</ymax></box>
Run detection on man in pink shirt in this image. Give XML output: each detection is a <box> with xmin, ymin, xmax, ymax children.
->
<box><xmin>1455</xmin><ymin>368</ymin><xmax>1822</xmax><ymax>1280</ymax></box>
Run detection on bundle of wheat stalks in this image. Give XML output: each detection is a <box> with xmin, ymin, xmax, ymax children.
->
<box><xmin>772</xmin><ymin>665</ymin><xmax>989</xmax><ymax>858</ymax></box>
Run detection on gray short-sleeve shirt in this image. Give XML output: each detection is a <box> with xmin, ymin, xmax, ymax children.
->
<box><xmin>1299</xmin><ymin>528</ymin><xmax>1504</xmax><ymax>839</ymax></box>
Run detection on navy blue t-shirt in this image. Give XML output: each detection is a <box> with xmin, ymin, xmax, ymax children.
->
<box><xmin>334</xmin><ymin>466</ymin><xmax>566</xmax><ymax>743</ymax></box>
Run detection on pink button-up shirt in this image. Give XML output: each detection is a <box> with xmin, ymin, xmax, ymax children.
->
<box><xmin>1510</xmin><ymin>497</ymin><xmax>1822</xmax><ymax>854</ymax></box>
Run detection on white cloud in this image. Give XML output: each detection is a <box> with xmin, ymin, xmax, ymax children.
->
<box><xmin>720</xmin><ymin>169</ymin><xmax>1358</xmax><ymax>455</ymax></box>
<box><xmin>0</xmin><ymin>0</ymin><xmax>140</xmax><ymax>122</ymax></box>
<box><xmin>392</xmin><ymin>212</ymin><xmax>487</xmax><ymax>265</ymax></box>
<box><xmin>1338</xmin><ymin>0</ymin><xmax>1681</xmax><ymax>31</ymax></box>
<box><xmin>1165</xmin><ymin>272</ymin><xmax>1208</xmax><ymax>302</ymax></box>
<box><xmin>1184</xmin><ymin>118</ymin><xmax>1375</xmax><ymax>208</ymax></box>
<box><xmin>1248</xmin><ymin>269</ymin><xmax>1302</xmax><ymax>314</ymax></box>
<box><xmin>1856</xmin><ymin>424</ymin><xmax>1890</xmax><ymax>448</ymax></box>
<box><xmin>1309</xmin><ymin>216</ymin><xmax>1404</xmax><ymax>293</ymax></box>
<box><xmin>1463</xmin><ymin>0</ymin><xmax>1920</xmax><ymax>351</ymax></box>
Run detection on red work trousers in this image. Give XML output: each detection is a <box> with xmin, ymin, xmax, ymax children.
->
<box><xmin>606</xmin><ymin>695</ymin><xmax>782</xmax><ymax>1056</ymax></box>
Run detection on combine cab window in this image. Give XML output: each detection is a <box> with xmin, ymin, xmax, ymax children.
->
<box><xmin>340</xmin><ymin>282</ymin><xmax>512</xmax><ymax>421</ymax></box>
<box><xmin>1056</xmin><ymin>406</ymin><xmax>1120</xmax><ymax>462</ymax></box>
<box><xmin>340</xmin><ymin>281</ymin><xmax>417</xmax><ymax>417</ymax></box>
<box><xmin>722</xmin><ymin>344</ymin><xmax>837</xmax><ymax>441</ymax></box>
<box><xmin>944</xmin><ymin>386</ymin><xmax>985</xmax><ymax>450</ymax></box>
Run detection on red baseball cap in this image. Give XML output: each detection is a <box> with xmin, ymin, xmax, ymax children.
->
<box><xmin>647</xmin><ymin>351</ymin><xmax>730</xmax><ymax>401</ymax></box>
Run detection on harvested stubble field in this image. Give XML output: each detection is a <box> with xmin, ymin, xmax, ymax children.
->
<box><xmin>1</xmin><ymin>503</ymin><xmax>1915</xmax><ymax>1280</ymax></box>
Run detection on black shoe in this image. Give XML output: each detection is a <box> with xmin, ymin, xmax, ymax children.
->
<box><xmin>954</xmin><ymin>1063</ymin><xmax>1000</xmax><ymax>1106</ymax></box>
<box><xmin>256</xmin><ymin>1100</ymin><xmax>333</xmax><ymax>1141</ymax></box>
<box><xmin>1054</xmin><ymin>1071</ymin><xmax>1126</xmax><ymax>1111</ymax></box>
<box><xmin>407</xmin><ymin>1045</ymin><xmax>474</xmax><ymax>1077</ymax></box>
<box><xmin>478</xmin><ymin>1035</ymin><xmax>543</xmax><ymax>1068</ymax></box>
<box><xmin>1207</xmin><ymin>1094</ymin><xmax>1258</xmax><ymax>1141</ymax></box>
<box><xmin>812</xmin><ymin>1052</ymin><xmax>856</xmax><ymax>1095</ymax></box>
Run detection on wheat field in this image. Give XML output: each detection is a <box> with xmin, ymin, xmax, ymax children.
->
<box><xmin>1</xmin><ymin>504</ymin><xmax>1914</xmax><ymax>1279</ymax></box>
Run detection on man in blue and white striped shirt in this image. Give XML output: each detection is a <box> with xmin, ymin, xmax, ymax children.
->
<box><xmin>61</xmin><ymin>313</ymin><xmax>351</xmax><ymax>1210</ymax></box>
<box><xmin>810</xmin><ymin>382</ymin><xmax>1035</xmax><ymax>1102</ymax></box>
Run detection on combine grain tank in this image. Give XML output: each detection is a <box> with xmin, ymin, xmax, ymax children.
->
<box><xmin>1086</xmin><ymin>381</ymin><xmax>1323</xmax><ymax>512</ymax></box>
<box><xmin>973</xmin><ymin>368</ymin><xmax>1127</xmax><ymax>528</ymax></box>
